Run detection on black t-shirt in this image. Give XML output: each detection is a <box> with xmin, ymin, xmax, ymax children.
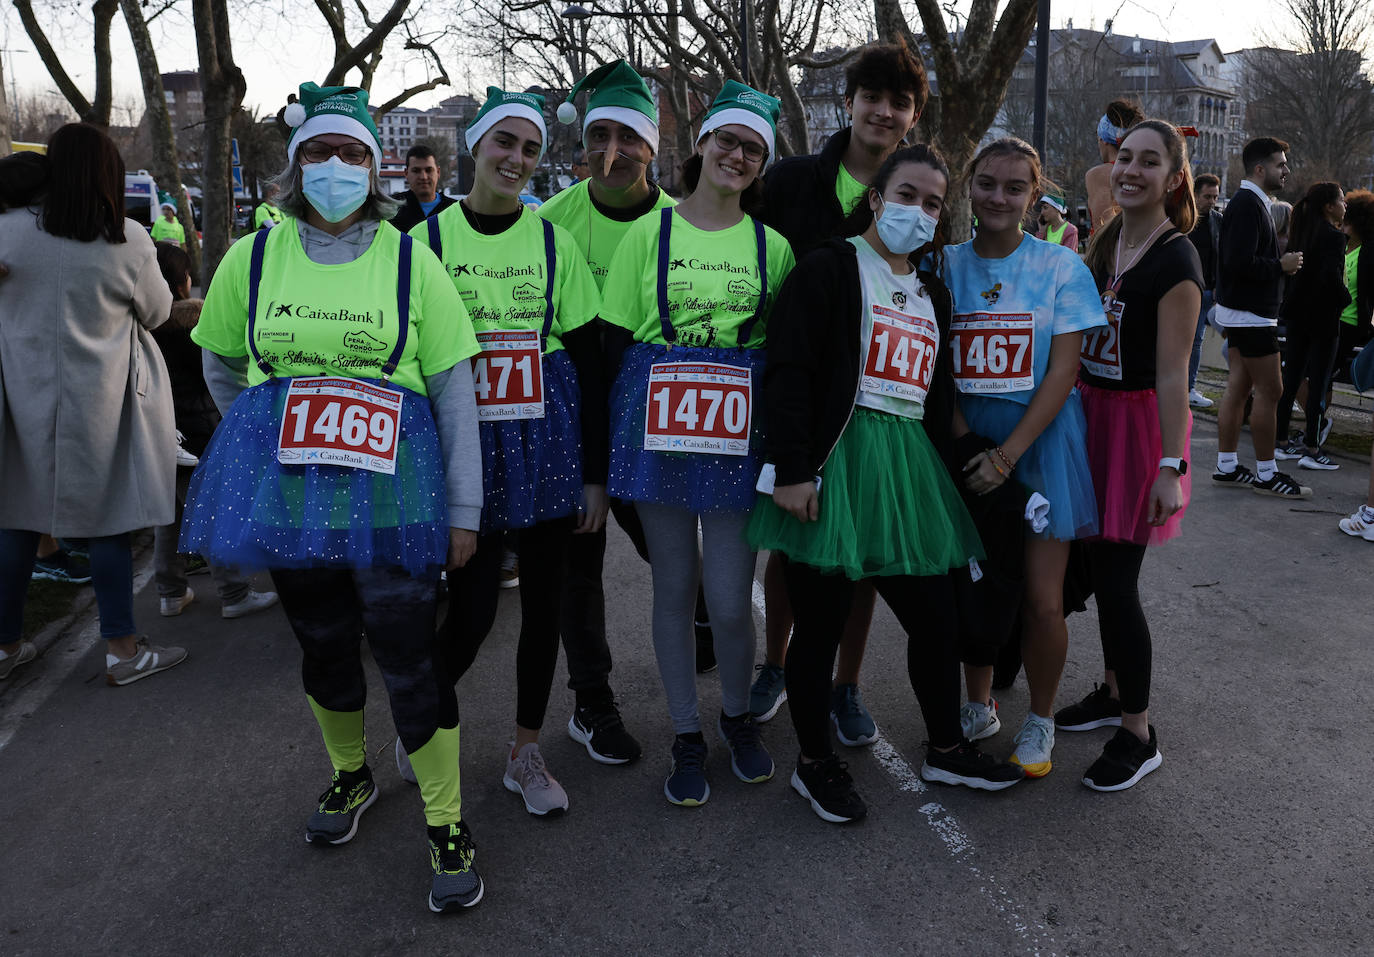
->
<box><xmin>1081</xmin><ymin>229</ymin><xmax>1203</xmax><ymax>391</ymax></box>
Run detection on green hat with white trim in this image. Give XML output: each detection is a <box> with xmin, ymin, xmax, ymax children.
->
<box><xmin>556</xmin><ymin>60</ymin><xmax>659</xmax><ymax>154</ymax></box>
<box><xmin>466</xmin><ymin>86</ymin><xmax>549</xmax><ymax>158</ymax></box>
<box><xmin>697</xmin><ymin>80</ymin><xmax>780</xmax><ymax>162</ymax></box>
<box><xmin>1040</xmin><ymin>193</ymin><xmax>1067</xmax><ymax>214</ymax></box>
<box><xmin>283</xmin><ymin>83</ymin><xmax>382</xmax><ymax>170</ymax></box>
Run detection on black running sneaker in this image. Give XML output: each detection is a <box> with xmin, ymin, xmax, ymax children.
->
<box><xmin>1082</xmin><ymin>726</ymin><xmax>1162</xmax><ymax>792</ymax></box>
<box><xmin>1211</xmin><ymin>463</ymin><xmax>1256</xmax><ymax>488</ymax></box>
<box><xmin>305</xmin><ymin>765</ymin><xmax>377</xmax><ymax>845</ymax></box>
<box><xmin>1299</xmin><ymin>450</ymin><xmax>1339</xmax><ymax>471</ymax></box>
<box><xmin>695</xmin><ymin>619</ymin><xmax>716</xmax><ymax>673</ymax></box>
<box><xmin>920</xmin><ymin>741</ymin><xmax>1025</xmax><ymax>791</ymax></box>
<box><xmin>568</xmin><ymin>701</ymin><xmax>642</xmax><ymax>765</ymax></box>
<box><xmin>791</xmin><ymin>755</ymin><xmax>867</xmax><ymax>824</ymax></box>
<box><xmin>1054</xmin><ymin>683</ymin><xmax>1123</xmax><ymax>731</ymax></box>
<box><xmin>1252</xmin><ymin>470</ymin><xmax>1312</xmax><ymax>498</ymax></box>
<box><xmin>1273</xmin><ymin>439</ymin><xmax>1304</xmax><ymax>461</ymax></box>
<box><xmin>428</xmin><ymin>820</ymin><xmax>484</xmax><ymax>911</ymax></box>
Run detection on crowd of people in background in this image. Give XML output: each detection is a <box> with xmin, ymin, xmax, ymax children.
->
<box><xmin>3</xmin><ymin>39</ymin><xmax>1374</xmax><ymax>915</ymax></box>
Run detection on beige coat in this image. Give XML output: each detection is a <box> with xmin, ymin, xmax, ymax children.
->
<box><xmin>0</xmin><ymin>210</ymin><xmax>176</xmax><ymax>536</ymax></box>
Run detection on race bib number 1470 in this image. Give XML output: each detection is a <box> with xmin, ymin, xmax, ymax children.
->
<box><xmin>643</xmin><ymin>361</ymin><xmax>751</xmax><ymax>456</ymax></box>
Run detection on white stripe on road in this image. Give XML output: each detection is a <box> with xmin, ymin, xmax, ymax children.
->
<box><xmin>750</xmin><ymin>577</ymin><xmax>1060</xmax><ymax>956</ymax></box>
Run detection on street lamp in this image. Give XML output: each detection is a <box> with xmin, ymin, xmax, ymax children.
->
<box><xmin>560</xmin><ymin>4</ymin><xmax>592</xmax><ymax>78</ymax></box>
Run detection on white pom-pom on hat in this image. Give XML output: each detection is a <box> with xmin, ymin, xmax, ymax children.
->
<box><xmin>284</xmin><ymin>102</ymin><xmax>307</xmax><ymax>127</ymax></box>
<box><xmin>556</xmin><ymin>101</ymin><xmax>578</xmax><ymax>125</ymax></box>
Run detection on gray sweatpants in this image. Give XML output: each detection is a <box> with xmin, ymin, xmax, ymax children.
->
<box><xmin>636</xmin><ymin>503</ymin><xmax>756</xmax><ymax>734</ymax></box>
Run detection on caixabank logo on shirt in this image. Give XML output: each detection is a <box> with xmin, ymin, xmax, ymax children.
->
<box><xmin>262</xmin><ymin>300</ymin><xmax>385</xmax><ymax>328</ymax></box>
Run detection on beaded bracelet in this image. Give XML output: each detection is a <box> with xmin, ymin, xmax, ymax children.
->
<box><xmin>985</xmin><ymin>449</ymin><xmax>1008</xmax><ymax>478</ymax></box>
<box><xmin>993</xmin><ymin>446</ymin><xmax>1016</xmax><ymax>473</ymax></box>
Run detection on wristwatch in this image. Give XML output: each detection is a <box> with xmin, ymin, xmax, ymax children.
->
<box><xmin>1159</xmin><ymin>456</ymin><xmax>1188</xmax><ymax>475</ymax></box>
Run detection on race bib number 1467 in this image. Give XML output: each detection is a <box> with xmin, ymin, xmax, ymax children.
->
<box><xmin>949</xmin><ymin>312</ymin><xmax>1035</xmax><ymax>394</ymax></box>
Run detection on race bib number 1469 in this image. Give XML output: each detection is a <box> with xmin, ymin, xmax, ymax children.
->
<box><xmin>278</xmin><ymin>376</ymin><xmax>403</xmax><ymax>474</ymax></box>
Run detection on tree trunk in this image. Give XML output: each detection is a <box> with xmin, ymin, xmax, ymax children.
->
<box><xmin>15</xmin><ymin>0</ymin><xmax>118</xmax><ymax>127</ymax></box>
<box><xmin>192</xmin><ymin>0</ymin><xmax>247</xmax><ymax>286</ymax></box>
<box><xmin>0</xmin><ymin>57</ymin><xmax>11</xmax><ymax>158</ymax></box>
<box><xmin>121</xmin><ymin>0</ymin><xmax>202</xmax><ymax>282</ymax></box>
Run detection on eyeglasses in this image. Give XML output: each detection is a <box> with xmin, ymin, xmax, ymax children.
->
<box><xmin>299</xmin><ymin>141</ymin><xmax>372</xmax><ymax>166</ymax></box>
<box><xmin>708</xmin><ymin>129</ymin><xmax>768</xmax><ymax>164</ymax></box>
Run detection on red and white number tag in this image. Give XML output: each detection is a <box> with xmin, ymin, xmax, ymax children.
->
<box><xmin>643</xmin><ymin>361</ymin><xmax>752</xmax><ymax>456</ymax></box>
<box><xmin>949</xmin><ymin>312</ymin><xmax>1036</xmax><ymax>394</ymax></box>
<box><xmin>278</xmin><ymin>376</ymin><xmax>403</xmax><ymax>474</ymax></box>
<box><xmin>1081</xmin><ymin>293</ymin><xmax>1124</xmax><ymax>380</ymax></box>
<box><xmin>860</xmin><ymin>305</ymin><xmax>939</xmax><ymax>407</ymax></box>
<box><xmin>473</xmin><ymin>329</ymin><xmax>545</xmax><ymax>420</ymax></box>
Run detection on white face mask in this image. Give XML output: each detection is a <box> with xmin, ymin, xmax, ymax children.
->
<box><xmin>302</xmin><ymin>156</ymin><xmax>372</xmax><ymax>223</ymax></box>
<box><xmin>875</xmin><ymin>196</ymin><xmax>939</xmax><ymax>255</ymax></box>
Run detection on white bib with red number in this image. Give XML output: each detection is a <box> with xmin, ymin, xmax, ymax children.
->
<box><xmin>278</xmin><ymin>376</ymin><xmax>404</xmax><ymax>474</ymax></box>
<box><xmin>949</xmin><ymin>312</ymin><xmax>1036</xmax><ymax>394</ymax></box>
<box><xmin>1080</xmin><ymin>292</ymin><xmax>1124</xmax><ymax>381</ymax></box>
<box><xmin>643</xmin><ymin>361</ymin><xmax>752</xmax><ymax>456</ymax></box>
<box><xmin>853</xmin><ymin>241</ymin><xmax>939</xmax><ymax>418</ymax></box>
<box><xmin>472</xmin><ymin>329</ymin><xmax>545</xmax><ymax>420</ymax></box>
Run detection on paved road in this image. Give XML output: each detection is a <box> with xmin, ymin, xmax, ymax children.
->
<box><xmin>3</xmin><ymin>417</ymin><xmax>1372</xmax><ymax>956</ymax></box>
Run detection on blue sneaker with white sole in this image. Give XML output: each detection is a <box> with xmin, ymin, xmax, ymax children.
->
<box><xmin>831</xmin><ymin>683</ymin><xmax>879</xmax><ymax>746</ymax></box>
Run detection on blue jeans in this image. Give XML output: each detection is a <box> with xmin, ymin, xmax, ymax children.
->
<box><xmin>1188</xmin><ymin>290</ymin><xmax>1214</xmax><ymax>391</ymax></box>
<box><xmin>0</xmin><ymin>529</ymin><xmax>135</xmax><ymax>643</ymax></box>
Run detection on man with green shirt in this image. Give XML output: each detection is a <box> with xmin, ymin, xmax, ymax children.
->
<box><xmin>151</xmin><ymin>202</ymin><xmax>185</xmax><ymax>246</ymax></box>
<box><xmin>253</xmin><ymin>184</ymin><xmax>286</xmax><ymax>230</ymax></box>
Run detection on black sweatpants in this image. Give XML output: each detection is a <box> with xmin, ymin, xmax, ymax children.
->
<box><xmin>781</xmin><ymin>557</ymin><xmax>963</xmax><ymax>759</ymax></box>
<box><xmin>1277</xmin><ymin>322</ymin><xmax>1340</xmax><ymax>443</ymax></box>
<box><xmin>1084</xmin><ymin>540</ymin><xmax>1151</xmax><ymax>714</ymax></box>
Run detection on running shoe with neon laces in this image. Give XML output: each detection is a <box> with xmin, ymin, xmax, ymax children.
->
<box><xmin>503</xmin><ymin>742</ymin><xmax>569</xmax><ymax>816</ymax></box>
<box><xmin>791</xmin><ymin>754</ymin><xmax>867</xmax><ymax>824</ymax></box>
<box><xmin>718</xmin><ymin>711</ymin><xmax>774</xmax><ymax>783</ymax></box>
<box><xmin>1253</xmin><ymin>470</ymin><xmax>1312</xmax><ymax>498</ymax></box>
<box><xmin>748</xmin><ymin>662</ymin><xmax>787</xmax><ymax>722</ymax></box>
<box><xmin>0</xmin><ymin>641</ymin><xmax>37</xmax><ymax>680</ymax></box>
<box><xmin>1082</xmin><ymin>725</ymin><xmax>1163</xmax><ymax>792</ymax></box>
<box><xmin>1054</xmin><ymin>683</ymin><xmax>1123</xmax><ymax>731</ymax></box>
<box><xmin>427</xmin><ymin>821</ymin><xmax>484</xmax><ymax>911</ymax></box>
<box><xmin>568</xmin><ymin>700</ymin><xmax>642</xmax><ymax>764</ymax></box>
<box><xmin>1211</xmin><ymin>463</ymin><xmax>1256</xmax><ymax>488</ymax></box>
<box><xmin>1299</xmin><ymin>450</ymin><xmax>1339</xmax><ymax>471</ymax></box>
<box><xmin>831</xmin><ymin>683</ymin><xmax>879</xmax><ymax>747</ymax></box>
<box><xmin>305</xmin><ymin>765</ymin><xmax>377</xmax><ymax>845</ymax></box>
<box><xmin>920</xmin><ymin>740</ymin><xmax>1024</xmax><ymax>791</ymax></box>
<box><xmin>1273</xmin><ymin>438</ymin><xmax>1304</xmax><ymax>461</ymax></box>
<box><xmin>1009</xmin><ymin>713</ymin><xmax>1055</xmax><ymax>777</ymax></box>
<box><xmin>664</xmin><ymin>734</ymin><xmax>710</xmax><ymax>806</ymax></box>
<box><xmin>959</xmin><ymin>698</ymin><xmax>1001</xmax><ymax>741</ymax></box>
<box><xmin>104</xmin><ymin>637</ymin><xmax>187</xmax><ymax>686</ymax></box>
<box><xmin>1339</xmin><ymin>506</ymin><xmax>1374</xmax><ymax>541</ymax></box>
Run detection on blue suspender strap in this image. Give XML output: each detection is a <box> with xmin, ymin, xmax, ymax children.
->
<box><xmin>381</xmin><ymin>233</ymin><xmax>413</xmax><ymax>380</ymax></box>
<box><xmin>736</xmin><ymin>218</ymin><xmax>768</xmax><ymax>347</ymax></box>
<box><xmin>245</xmin><ymin>227</ymin><xmax>274</xmax><ymax>377</ymax></box>
<box><xmin>427</xmin><ymin>215</ymin><xmax>442</xmax><ymax>263</ymax></box>
<box><xmin>655</xmin><ymin>207</ymin><xmax>675</xmax><ymax>344</ymax></box>
<box><xmin>541</xmin><ymin>218</ymin><xmax>557</xmax><ymax>341</ymax></box>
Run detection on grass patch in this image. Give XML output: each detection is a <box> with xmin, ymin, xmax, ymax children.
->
<box><xmin>21</xmin><ymin>579</ymin><xmax>87</xmax><ymax>641</ymax></box>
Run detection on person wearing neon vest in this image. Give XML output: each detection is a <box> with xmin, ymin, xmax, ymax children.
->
<box><xmin>151</xmin><ymin>202</ymin><xmax>185</xmax><ymax>246</ymax></box>
<box><xmin>411</xmin><ymin>86</ymin><xmax>606</xmax><ymax>819</ymax></box>
<box><xmin>540</xmin><ymin>60</ymin><xmax>677</xmax><ymax>766</ymax></box>
<box><xmin>1036</xmin><ymin>194</ymin><xmax>1079</xmax><ymax>251</ymax></box>
<box><xmin>182</xmin><ymin>82</ymin><xmax>486</xmax><ymax>912</ymax></box>
<box><xmin>602</xmin><ymin>81</ymin><xmax>796</xmax><ymax>806</ymax></box>
<box><xmin>253</xmin><ymin>184</ymin><xmax>286</xmax><ymax>229</ymax></box>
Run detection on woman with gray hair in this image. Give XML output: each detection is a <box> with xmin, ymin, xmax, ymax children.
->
<box><xmin>180</xmin><ymin>83</ymin><xmax>486</xmax><ymax>912</ymax></box>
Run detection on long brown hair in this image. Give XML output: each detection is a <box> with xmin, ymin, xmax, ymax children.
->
<box><xmin>41</xmin><ymin>123</ymin><xmax>127</xmax><ymax>243</ymax></box>
<box><xmin>966</xmin><ymin>137</ymin><xmax>1054</xmax><ymax>225</ymax></box>
<box><xmin>1084</xmin><ymin>119</ymin><xmax>1196</xmax><ymax>281</ymax></box>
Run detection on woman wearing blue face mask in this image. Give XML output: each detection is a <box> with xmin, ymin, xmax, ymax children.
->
<box><xmin>747</xmin><ymin>146</ymin><xmax>1024</xmax><ymax>824</ymax></box>
<box><xmin>183</xmin><ymin>84</ymin><xmax>486</xmax><ymax>912</ymax></box>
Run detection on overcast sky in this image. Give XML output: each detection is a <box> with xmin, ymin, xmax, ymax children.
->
<box><xmin>2</xmin><ymin>0</ymin><xmax>1278</xmax><ymax>119</ymax></box>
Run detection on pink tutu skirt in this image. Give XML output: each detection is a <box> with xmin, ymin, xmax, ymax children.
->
<box><xmin>1078</xmin><ymin>381</ymin><xmax>1191</xmax><ymax>546</ymax></box>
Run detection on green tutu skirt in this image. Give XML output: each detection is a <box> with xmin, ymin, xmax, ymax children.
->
<box><xmin>747</xmin><ymin>408</ymin><xmax>984</xmax><ymax>580</ymax></box>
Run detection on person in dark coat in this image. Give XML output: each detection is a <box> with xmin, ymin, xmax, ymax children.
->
<box><xmin>389</xmin><ymin>144</ymin><xmax>458</xmax><ymax>233</ymax></box>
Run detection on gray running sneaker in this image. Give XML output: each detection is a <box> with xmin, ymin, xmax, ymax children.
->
<box><xmin>748</xmin><ymin>662</ymin><xmax>787</xmax><ymax>722</ymax></box>
<box><xmin>305</xmin><ymin>766</ymin><xmax>377</xmax><ymax>845</ymax></box>
<box><xmin>959</xmin><ymin>698</ymin><xmax>1002</xmax><ymax>741</ymax></box>
<box><xmin>503</xmin><ymin>742</ymin><xmax>569</xmax><ymax>816</ymax></box>
<box><xmin>0</xmin><ymin>641</ymin><xmax>37</xmax><ymax>680</ymax></box>
<box><xmin>428</xmin><ymin>821</ymin><xmax>483</xmax><ymax>911</ymax></box>
<box><xmin>105</xmin><ymin>638</ymin><xmax>187</xmax><ymax>686</ymax></box>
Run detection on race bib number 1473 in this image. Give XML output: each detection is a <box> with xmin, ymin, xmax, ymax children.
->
<box><xmin>949</xmin><ymin>312</ymin><xmax>1035</xmax><ymax>394</ymax></box>
<box><xmin>643</xmin><ymin>361</ymin><xmax>751</xmax><ymax>456</ymax></box>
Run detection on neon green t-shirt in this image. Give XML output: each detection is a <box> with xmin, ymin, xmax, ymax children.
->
<box><xmin>254</xmin><ymin>204</ymin><xmax>285</xmax><ymax>229</ymax></box>
<box><xmin>193</xmin><ymin>222</ymin><xmax>476</xmax><ymax>396</ymax></box>
<box><xmin>1046</xmin><ymin>222</ymin><xmax>1067</xmax><ymax>247</ymax></box>
<box><xmin>835</xmin><ymin>162</ymin><xmax>868</xmax><ymax>216</ymax></box>
<box><xmin>600</xmin><ymin>210</ymin><xmax>795</xmax><ymax>350</ymax></box>
<box><xmin>538</xmin><ymin>180</ymin><xmax>677</xmax><ymax>291</ymax></box>
<box><xmin>151</xmin><ymin>218</ymin><xmax>185</xmax><ymax>244</ymax></box>
<box><xmin>410</xmin><ymin>205</ymin><xmax>600</xmax><ymax>354</ymax></box>
<box><xmin>1342</xmin><ymin>246</ymin><xmax>1360</xmax><ymax>325</ymax></box>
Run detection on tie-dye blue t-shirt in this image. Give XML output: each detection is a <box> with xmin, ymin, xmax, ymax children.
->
<box><xmin>942</xmin><ymin>235</ymin><xmax>1104</xmax><ymax>406</ymax></box>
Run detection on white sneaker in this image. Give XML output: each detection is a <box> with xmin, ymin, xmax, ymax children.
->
<box><xmin>1339</xmin><ymin>508</ymin><xmax>1374</xmax><ymax>541</ymax></box>
<box><xmin>1009</xmin><ymin>713</ymin><xmax>1055</xmax><ymax>778</ymax></box>
<box><xmin>959</xmin><ymin>698</ymin><xmax>1002</xmax><ymax>741</ymax></box>
<box><xmin>175</xmin><ymin>430</ymin><xmax>199</xmax><ymax>468</ymax></box>
<box><xmin>503</xmin><ymin>742</ymin><xmax>569</xmax><ymax>815</ymax></box>
<box><xmin>1188</xmin><ymin>389</ymin><xmax>1214</xmax><ymax>409</ymax></box>
<box><xmin>159</xmin><ymin>587</ymin><xmax>196</xmax><ymax>617</ymax></box>
<box><xmin>221</xmin><ymin>589</ymin><xmax>278</xmax><ymax>619</ymax></box>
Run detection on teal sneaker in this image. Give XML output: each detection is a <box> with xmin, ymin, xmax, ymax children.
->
<box><xmin>428</xmin><ymin>821</ymin><xmax>484</xmax><ymax>911</ymax></box>
<box><xmin>831</xmin><ymin>683</ymin><xmax>879</xmax><ymax>747</ymax></box>
<box><xmin>664</xmin><ymin>735</ymin><xmax>710</xmax><ymax>806</ymax></box>
<box><xmin>748</xmin><ymin>662</ymin><xmax>787</xmax><ymax>722</ymax></box>
<box><xmin>305</xmin><ymin>766</ymin><xmax>377</xmax><ymax>845</ymax></box>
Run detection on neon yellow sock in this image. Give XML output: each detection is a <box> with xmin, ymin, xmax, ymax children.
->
<box><xmin>306</xmin><ymin>696</ymin><xmax>366</xmax><ymax>772</ymax></box>
<box><xmin>406</xmin><ymin>725</ymin><xmax>462</xmax><ymax>827</ymax></box>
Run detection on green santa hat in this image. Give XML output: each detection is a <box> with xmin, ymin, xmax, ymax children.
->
<box><xmin>556</xmin><ymin>60</ymin><xmax>659</xmax><ymax>154</ymax></box>
<box><xmin>696</xmin><ymin>80</ymin><xmax>780</xmax><ymax>163</ymax></box>
<box><xmin>283</xmin><ymin>83</ymin><xmax>382</xmax><ymax>170</ymax></box>
<box><xmin>465</xmin><ymin>87</ymin><xmax>549</xmax><ymax>158</ymax></box>
<box><xmin>1040</xmin><ymin>193</ymin><xmax>1067</xmax><ymax>214</ymax></box>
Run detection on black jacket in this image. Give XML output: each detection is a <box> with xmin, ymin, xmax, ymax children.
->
<box><xmin>390</xmin><ymin>190</ymin><xmax>458</xmax><ymax>234</ymax></box>
<box><xmin>1217</xmin><ymin>186</ymin><xmax>1284</xmax><ymax>318</ymax></box>
<box><xmin>151</xmin><ymin>299</ymin><xmax>220</xmax><ymax>457</ymax></box>
<box><xmin>758</xmin><ymin>129</ymin><xmax>873</xmax><ymax>258</ymax></box>
<box><xmin>1188</xmin><ymin>208</ymin><xmax>1221</xmax><ymax>290</ymax></box>
<box><xmin>762</xmin><ymin>238</ymin><xmax>954</xmax><ymax>485</ymax></box>
<box><xmin>1281</xmin><ymin>220</ymin><xmax>1352</xmax><ymax>336</ymax></box>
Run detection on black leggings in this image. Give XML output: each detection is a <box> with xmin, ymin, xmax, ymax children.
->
<box><xmin>781</xmin><ymin>557</ymin><xmax>962</xmax><ymax>758</ymax></box>
<box><xmin>1085</xmin><ymin>540</ymin><xmax>1151</xmax><ymax>714</ymax></box>
<box><xmin>1277</xmin><ymin>323</ymin><xmax>1339</xmax><ymax>443</ymax></box>
<box><xmin>441</xmin><ymin>517</ymin><xmax>573</xmax><ymax>731</ymax></box>
<box><xmin>270</xmin><ymin>565</ymin><xmax>455</xmax><ymax>753</ymax></box>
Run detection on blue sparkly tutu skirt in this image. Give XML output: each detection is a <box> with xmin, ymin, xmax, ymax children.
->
<box><xmin>181</xmin><ymin>378</ymin><xmax>448</xmax><ymax>577</ymax></box>
<box><xmin>479</xmin><ymin>349</ymin><xmax>583</xmax><ymax>533</ymax></box>
<box><xmin>609</xmin><ymin>342</ymin><xmax>767</xmax><ymax>513</ymax></box>
<box><xmin>958</xmin><ymin>388</ymin><xmax>1099</xmax><ymax>542</ymax></box>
